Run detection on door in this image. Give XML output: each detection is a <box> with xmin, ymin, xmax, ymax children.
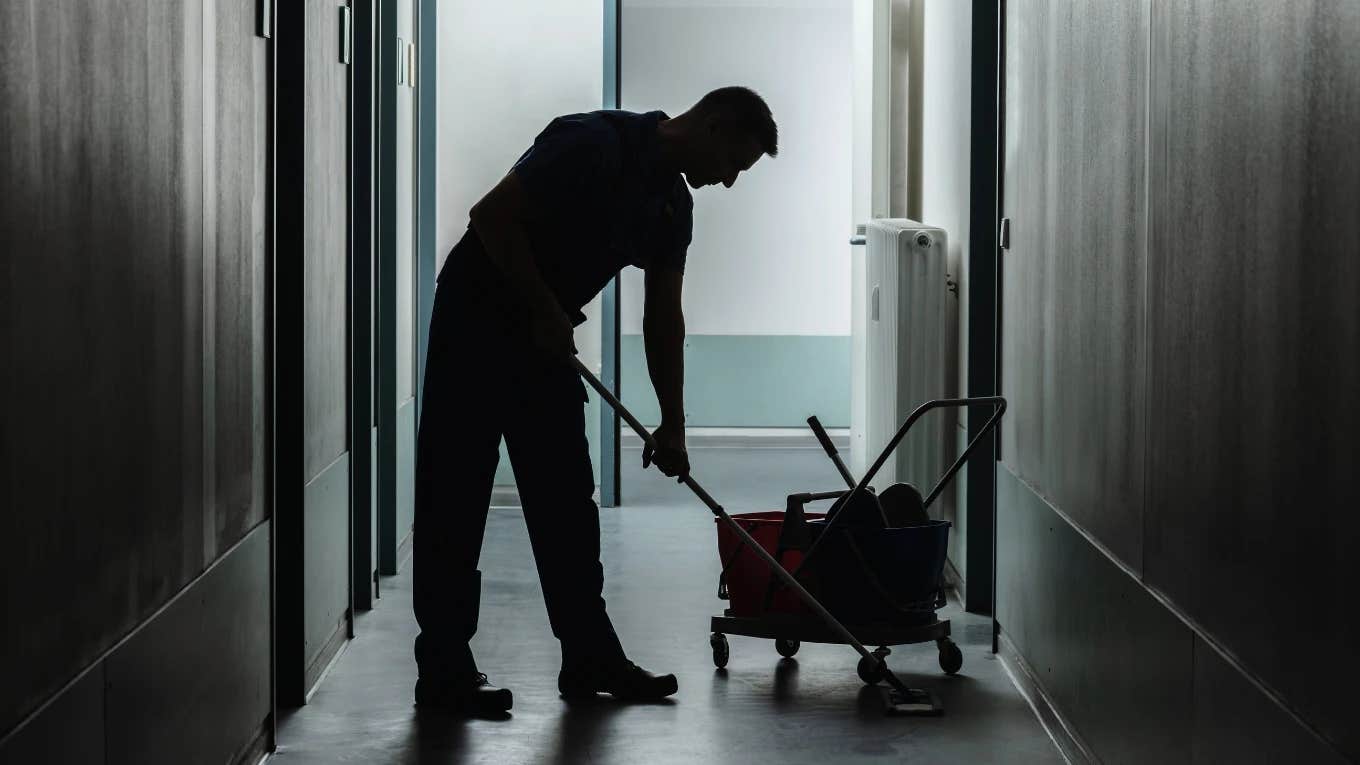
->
<box><xmin>351</xmin><ymin>0</ymin><xmax>377</xmax><ymax>611</ymax></box>
<box><xmin>376</xmin><ymin>0</ymin><xmax>420</xmax><ymax>575</ymax></box>
<box><xmin>275</xmin><ymin>0</ymin><xmax>356</xmax><ymax>706</ymax></box>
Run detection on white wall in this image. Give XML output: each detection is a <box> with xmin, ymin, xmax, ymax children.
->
<box><xmin>396</xmin><ymin>0</ymin><xmax>415</xmax><ymax>400</ymax></box>
<box><xmin>435</xmin><ymin>0</ymin><xmax>605</xmax><ymax>367</ymax></box>
<box><xmin>620</xmin><ymin>0</ymin><xmax>853</xmax><ymax>337</ymax></box>
<box><xmin>918</xmin><ymin>0</ymin><xmax>972</xmax><ymax>572</ymax></box>
<box><xmin>435</xmin><ymin>1</ymin><xmax>605</xmax><ymax>484</ymax></box>
<box><xmin>919</xmin><ymin>0</ymin><xmax>971</xmax><ymax>398</ymax></box>
<box><xmin>436</xmin><ymin>1</ymin><xmax>603</xmax><ymax>262</ymax></box>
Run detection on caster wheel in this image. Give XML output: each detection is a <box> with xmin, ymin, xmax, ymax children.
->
<box><xmin>711</xmin><ymin>632</ymin><xmax>730</xmax><ymax>669</ymax></box>
<box><xmin>938</xmin><ymin>638</ymin><xmax>963</xmax><ymax>675</ymax></box>
<box><xmin>857</xmin><ymin>646</ymin><xmax>891</xmax><ymax>685</ymax></box>
<box><xmin>775</xmin><ymin>638</ymin><xmax>800</xmax><ymax>658</ymax></box>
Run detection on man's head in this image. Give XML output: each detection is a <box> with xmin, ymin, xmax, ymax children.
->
<box><xmin>663</xmin><ymin>86</ymin><xmax>777</xmax><ymax>190</ymax></box>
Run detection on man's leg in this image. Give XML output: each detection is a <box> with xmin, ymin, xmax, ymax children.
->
<box><xmin>411</xmin><ymin>284</ymin><xmax>511</xmax><ymax>712</ymax></box>
<box><xmin>502</xmin><ymin>362</ymin><xmax>676</xmax><ymax>700</ymax></box>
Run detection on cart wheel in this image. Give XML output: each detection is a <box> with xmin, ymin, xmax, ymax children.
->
<box><xmin>938</xmin><ymin>638</ymin><xmax>963</xmax><ymax>675</ymax></box>
<box><xmin>775</xmin><ymin>638</ymin><xmax>800</xmax><ymax>658</ymax></box>
<box><xmin>710</xmin><ymin>632</ymin><xmax>730</xmax><ymax>669</ymax></box>
<box><xmin>857</xmin><ymin>646</ymin><xmax>891</xmax><ymax>685</ymax></box>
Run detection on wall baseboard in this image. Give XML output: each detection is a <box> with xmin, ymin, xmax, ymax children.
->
<box><xmin>997</xmin><ymin>631</ymin><xmax>1095</xmax><ymax>765</ymax></box>
<box><xmin>396</xmin><ymin>527</ymin><xmax>415</xmax><ymax>573</ymax></box>
<box><xmin>997</xmin><ymin>466</ymin><xmax>1349</xmax><ymax>763</ymax></box>
<box><xmin>941</xmin><ymin>556</ymin><xmax>965</xmax><ymax>604</ymax></box>
<box><xmin>302</xmin><ymin>618</ymin><xmax>349</xmax><ymax>705</ymax></box>
<box><xmin>232</xmin><ymin>719</ymin><xmax>271</xmax><ymax>765</ymax></box>
<box><xmin>0</xmin><ymin>523</ymin><xmax>271</xmax><ymax>765</ymax></box>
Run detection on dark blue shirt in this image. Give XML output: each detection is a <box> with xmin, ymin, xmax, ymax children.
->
<box><xmin>443</xmin><ymin>110</ymin><xmax>693</xmax><ymax>326</ymax></box>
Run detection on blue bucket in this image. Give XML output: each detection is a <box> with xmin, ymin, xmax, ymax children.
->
<box><xmin>805</xmin><ymin>519</ymin><xmax>951</xmax><ymax>624</ymax></box>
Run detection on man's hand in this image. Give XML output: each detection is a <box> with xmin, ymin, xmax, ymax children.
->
<box><xmin>529</xmin><ymin>304</ymin><xmax>575</xmax><ymax>361</ymax></box>
<box><xmin>643</xmin><ymin>422</ymin><xmax>689</xmax><ymax>478</ymax></box>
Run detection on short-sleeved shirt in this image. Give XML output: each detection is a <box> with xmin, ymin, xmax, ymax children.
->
<box><xmin>442</xmin><ymin>110</ymin><xmax>693</xmax><ymax>327</ymax></box>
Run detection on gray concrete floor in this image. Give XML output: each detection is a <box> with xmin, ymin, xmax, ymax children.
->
<box><xmin>275</xmin><ymin>447</ymin><xmax>1062</xmax><ymax>764</ymax></box>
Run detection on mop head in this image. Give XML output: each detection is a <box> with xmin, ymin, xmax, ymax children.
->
<box><xmin>882</xmin><ymin>685</ymin><xmax>943</xmax><ymax>716</ymax></box>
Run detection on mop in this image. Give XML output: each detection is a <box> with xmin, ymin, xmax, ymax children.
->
<box><xmin>572</xmin><ymin>356</ymin><xmax>941</xmax><ymax>715</ymax></box>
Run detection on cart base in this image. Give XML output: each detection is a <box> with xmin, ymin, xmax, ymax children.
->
<box><xmin>710</xmin><ymin>612</ymin><xmax>950</xmax><ymax>646</ymax></box>
<box><xmin>710</xmin><ymin>613</ymin><xmax>964</xmax><ymax>684</ymax></box>
<box><xmin>708</xmin><ymin>613</ymin><xmax>953</xmax><ymax>715</ymax></box>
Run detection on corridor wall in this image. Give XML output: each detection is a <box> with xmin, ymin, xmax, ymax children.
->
<box><xmin>0</xmin><ymin>1</ymin><xmax>271</xmax><ymax>763</ymax></box>
<box><xmin>997</xmin><ymin>1</ymin><xmax>1358</xmax><ymax>761</ymax></box>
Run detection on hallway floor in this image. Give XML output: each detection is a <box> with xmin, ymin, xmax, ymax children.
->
<box><xmin>274</xmin><ymin>447</ymin><xmax>1063</xmax><ymax>764</ymax></box>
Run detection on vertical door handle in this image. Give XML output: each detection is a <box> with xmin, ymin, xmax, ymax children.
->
<box><xmin>339</xmin><ymin>6</ymin><xmax>352</xmax><ymax>65</ymax></box>
<box><xmin>257</xmin><ymin>0</ymin><xmax>272</xmax><ymax>39</ymax></box>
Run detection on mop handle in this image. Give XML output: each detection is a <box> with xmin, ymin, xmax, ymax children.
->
<box><xmin>807</xmin><ymin>415</ymin><xmax>856</xmax><ymax>488</ymax></box>
<box><xmin>570</xmin><ymin>356</ymin><xmax>901</xmax><ymax>684</ymax></box>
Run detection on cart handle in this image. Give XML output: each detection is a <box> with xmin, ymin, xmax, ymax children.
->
<box><xmin>790</xmin><ymin>396</ymin><xmax>1007</xmax><ymax>579</ymax></box>
<box><xmin>867</xmin><ymin>396</ymin><xmax>1007</xmax><ymax>509</ymax></box>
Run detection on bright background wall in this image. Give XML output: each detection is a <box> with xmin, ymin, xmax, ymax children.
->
<box><xmin>918</xmin><ymin>0</ymin><xmax>972</xmax><ymax>579</ymax></box>
<box><xmin>620</xmin><ymin>0</ymin><xmax>854</xmax><ymax>427</ymax></box>
<box><xmin>436</xmin><ymin>0</ymin><xmax>605</xmax><ymax>484</ymax></box>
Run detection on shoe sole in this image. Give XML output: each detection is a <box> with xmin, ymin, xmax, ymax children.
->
<box><xmin>415</xmin><ymin>690</ymin><xmax>513</xmax><ymax>714</ymax></box>
<box><xmin>559</xmin><ymin>681</ymin><xmax>678</xmax><ymax>702</ymax></box>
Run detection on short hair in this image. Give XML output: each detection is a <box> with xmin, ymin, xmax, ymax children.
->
<box><xmin>695</xmin><ymin>86</ymin><xmax>778</xmax><ymax>157</ymax></box>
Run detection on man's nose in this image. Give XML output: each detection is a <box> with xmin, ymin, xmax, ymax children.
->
<box><xmin>723</xmin><ymin>174</ymin><xmax>737</xmax><ymax>188</ymax></box>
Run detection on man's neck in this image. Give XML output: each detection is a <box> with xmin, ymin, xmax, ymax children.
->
<box><xmin>655</xmin><ymin>112</ymin><xmax>691</xmax><ymax>177</ymax></box>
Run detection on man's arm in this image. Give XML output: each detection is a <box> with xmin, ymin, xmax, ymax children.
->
<box><xmin>642</xmin><ymin>265</ymin><xmax>689</xmax><ymax>477</ymax></box>
<box><xmin>469</xmin><ymin>172</ymin><xmax>573</xmax><ymax>359</ymax></box>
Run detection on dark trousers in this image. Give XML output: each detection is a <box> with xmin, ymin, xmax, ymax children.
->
<box><xmin>413</xmin><ymin>259</ymin><xmax>624</xmax><ymax>681</ymax></box>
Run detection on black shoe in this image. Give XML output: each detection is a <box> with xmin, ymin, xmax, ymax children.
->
<box><xmin>558</xmin><ymin>660</ymin><xmax>678</xmax><ymax>701</ymax></box>
<box><xmin>415</xmin><ymin>673</ymin><xmax>513</xmax><ymax>715</ymax></box>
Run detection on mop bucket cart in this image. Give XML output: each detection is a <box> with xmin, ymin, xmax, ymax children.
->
<box><xmin>708</xmin><ymin>400</ymin><xmax>1006</xmax><ymax>688</ymax></box>
<box><xmin>572</xmin><ymin>355</ymin><xmax>1006</xmax><ymax>714</ymax></box>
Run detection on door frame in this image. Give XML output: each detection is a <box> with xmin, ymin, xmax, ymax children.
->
<box><xmin>600</xmin><ymin>0</ymin><xmax>623</xmax><ymax>507</ymax></box>
<box><xmin>351</xmin><ymin>0</ymin><xmax>377</xmax><ymax>613</ymax></box>
<box><xmin>375</xmin><ymin>0</ymin><xmax>435</xmax><ymax>575</ymax></box>
<box><xmin>965</xmin><ymin>0</ymin><xmax>1005</xmax><ymax>624</ymax></box>
<box><xmin>375</xmin><ymin>0</ymin><xmax>398</xmax><ymax>576</ymax></box>
<box><xmin>271</xmin><ymin>0</ymin><xmax>358</xmax><ymax>709</ymax></box>
<box><xmin>271</xmin><ymin>0</ymin><xmax>308</xmax><ymax>710</ymax></box>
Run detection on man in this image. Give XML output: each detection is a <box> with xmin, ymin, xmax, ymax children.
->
<box><xmin>414</xmin><ymin>87</ymin><xmax>777</xmax><ymax>715</ymax></box>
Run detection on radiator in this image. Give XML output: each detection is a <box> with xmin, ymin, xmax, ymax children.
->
<box><xmin>850</xmin><ymin>219</ymin><xmax>953</xmax><ymax>495</ymax></box>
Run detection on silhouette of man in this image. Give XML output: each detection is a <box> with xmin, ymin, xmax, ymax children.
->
<box><xmin>414</xmin><ymin>87</ymin><xmax>778</xmax><ymax>714</ymax></box>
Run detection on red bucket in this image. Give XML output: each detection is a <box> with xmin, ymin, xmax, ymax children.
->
<box><xmin>715</xmin><ymin>511</ymin><xmax>824</xmax><ymax>616</ymax></box>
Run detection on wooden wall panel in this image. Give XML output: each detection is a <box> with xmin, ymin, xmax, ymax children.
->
<box><xmin>0</xmin><ymin>0</ymin><xmax>204</xmax><ymax>731</ymax></box>
<box><xmin>103</xmin><ymin>524</ymin><xmax>270</xmax><ymax>765</ymax></box>
<box><xmin>0</xmin><ymin>668</ymin><xmax>103</xmax><ymax>764</ymax></box>
<box><xmin>997</xmin><ymin>467</ymin><xmax>1194</xmax><ymax>763</ymax></box>
<box><xmin>1146</xmin><ymin>0</ymin><xmax>1360</xmax><ymax>756</ymax></box>
<box><xmin>211</xmin><ymin>0</ymin><xmax>271</xmax><ymax>554</ymax></box>
<box><xmin>303</xmin><ymin>0</ymin><xmax>351</xmax><ymax>480</ymax></box>
<box><xmin>1000</xmin><ymin>0</ymin><xmax>1148</xmax><ymax>568</ymax></box>
<box><xmin>1</xmin><ymin>0</ymin><xmax>272</xmax><ymax>740</ymax></box>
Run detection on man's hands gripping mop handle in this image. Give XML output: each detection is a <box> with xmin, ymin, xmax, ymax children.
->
<box><xmin>569</xmin><ymin>356</ymin><xmax>909</xmax><ymax>691</ymax></box>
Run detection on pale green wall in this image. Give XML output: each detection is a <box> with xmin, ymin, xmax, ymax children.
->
<box><xmin>620</xmin><ymin>334</ymin><xmax>851</xmax><ymax>428</ymax></box>
<box><xmin>491</xmin><ymin>334</ymin><xmax>849</xmax><ymax>486</ymax></box>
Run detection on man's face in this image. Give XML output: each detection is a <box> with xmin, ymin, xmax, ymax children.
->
<box><xmin>685</xmin><ymin>124</ymin><xmax>764</xmax><ymax>190</ymax></box>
